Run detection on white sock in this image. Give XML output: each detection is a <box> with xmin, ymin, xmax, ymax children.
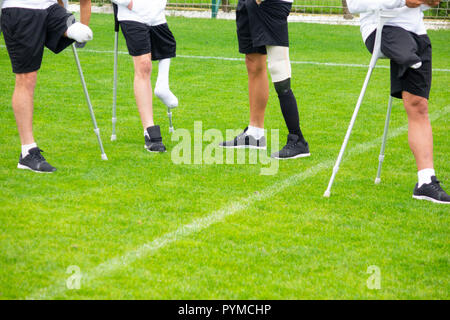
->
<box><xmin>155</xmin><ymin>59</ymin><xmax>178</xmax><ymax>108</ymax></box>
<box><xmin>22</xmin><ymin>143</ymin><xmax>37</xmax><ymax>157</ymax></box>
<box><xmin>247</xmin><ymin>125</ymin><xmax>264</xmax><ymax>139</ymax></box>
<box><xmin>418</xmin><ymin>168</ymin><xmax>435</xmax><ymax>187</ymax></box>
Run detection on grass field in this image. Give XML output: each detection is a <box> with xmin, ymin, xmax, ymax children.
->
<box><xmin>0</xmin><ymin>14</ymin><xmax>449</xmax><ymax>300</ymax></box>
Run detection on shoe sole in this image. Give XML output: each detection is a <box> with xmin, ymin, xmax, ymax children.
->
<box><xmin>412</xmin><ymin>195</ymin><xmax>450</xmax><ymax>205</ymax></box>
<box><xmin>17</xmin><ymin>163</ymin><xmax>55</xmax><ymax>173</ymax></box>
<box><xmin>219</xmin><ymin>145</ymin><xmax>267</xmax><ymax>150</ymax></box>
<box><xmin>144</xmin><ymin>145</ymin><xmax>167</xmax><ymax>153</ymax></box>
<box><xmin>272</xmin><ymin>153</ymin><xmax>311</xmax><ymax>160</ymax></box>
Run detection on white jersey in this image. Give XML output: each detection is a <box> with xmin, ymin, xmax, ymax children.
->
<box><xmin>117</xmin><ymin>0</ymin><xmax>167</xmax><ymax>26</ymax></box>
<box><xmin>2</xmin><ymin>0</ymin><xmax>57</xmax><ymax>10</ymax></box>
<box><xmin>347</xmin><ymin>0</ymin><xmax>429</xmax><ymax>41</ymax></box>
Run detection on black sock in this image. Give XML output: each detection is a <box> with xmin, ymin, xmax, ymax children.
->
<box><xmin>277</xmin><ymin>89</ymin><xmax>306</xmax><ymax>143</ymax></box>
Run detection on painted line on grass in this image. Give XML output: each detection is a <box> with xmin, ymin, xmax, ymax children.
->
<box><xmin>78</xmin><ymin>48</ymin><xmax>450</xmax><ymax>73</ymax></box>
<box><xmin>28</xmin><ymin>105</ymin><xmax>450</xmax><ymax>300</ymax></box>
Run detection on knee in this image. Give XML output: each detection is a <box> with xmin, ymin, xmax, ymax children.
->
<box><xmin>267</xmin><ymin>46</ymin><xmax>291</xmax><ymax>83</ymax></box>
<box><xmin>406</xmin><ymin>95</ymin><xmax>429</xmax><ymax>118</ymax></box>
<box><xmin>15</xmin><ymin>72</ymin><xmax>37</xmax><ymax>91</ymax></box>
<box><xmin>245</xmin><ymin>54</ymin><xmax>266</xmax><ymax>76</ymax></box>
<box><xmin>135</xmin><ymin>59</ymin><xmax>152</xmax><ymax>77</ymax></box>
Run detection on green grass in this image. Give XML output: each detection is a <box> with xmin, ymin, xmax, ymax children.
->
<box><xmin>0</xmin><ymin>14</ymin><xmax>449</xmax><ymax>300</ymax></box>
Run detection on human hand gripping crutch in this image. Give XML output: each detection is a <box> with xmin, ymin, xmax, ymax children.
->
<box><xmin>323</xmin><ymin>9</ymin><xmax>399</xmax><ymax>198</ymax></box>
<box><xmin>62</xmin><ymin>0</ymin><xmax>108</xmax><ymax>160</ymax></box>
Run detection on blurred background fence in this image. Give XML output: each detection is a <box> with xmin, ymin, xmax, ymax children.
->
<box><xmin>78</xmin><ymin>1</ymin><xmax>449</xmax><ymax>19</ymax></box>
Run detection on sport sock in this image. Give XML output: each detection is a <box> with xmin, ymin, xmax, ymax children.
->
<box><xmin>418</xmin><ymin>168</ymin><xmax>435</xmax><ymax>188</ymax></box>
<box><xmin>247</xmin><ymin>125</ymin><xmax>264</xmax><ymax>140</ymax></box>
<box><xmin>22</xmin><ymin>143</ymin><xmax>37</xmax><ymax>157</ymax></box>
<box><xmin>277</xmin><ymin>88</ymin><xmax>306</xmax><ymax>144</ymax></box>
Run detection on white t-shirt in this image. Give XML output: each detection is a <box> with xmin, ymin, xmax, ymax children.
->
<box><xmin>347</xmin><ymin>0</ymin><xmax>428</xmax><ymax>41</ymax></box>
<box><xmin>117</xmin><ymin>0</ymin><xmax>167</xmax><ymax>26</ymax></box>
<box><xmin>2</xmin><ymin>0</ymin><xmax>57</xmax><ymax>10</ymax></box>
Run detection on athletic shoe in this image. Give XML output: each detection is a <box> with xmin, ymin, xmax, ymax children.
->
<box><xmin>17</xmin><ymin>147</ymin><xmax>56</xmax><ymax>173</ymax></box>
<box><xmin>413</xmin><ymin>176</ymin><xmax>450</xmax><ymax>204</ymax></box>
<box><xmin>271</xmin><ymin>134</ymin><xmax>310</xmax><ymax>159</ymax></box>
<box><xmin>219</xmin><ymin>127</ymin><xmax>266</xmax><ymax>149</ymax></box>
<box><xmin>145</xmin><ymin>125</ymin><xmax>166</xmax><ymax>153</ymax></box>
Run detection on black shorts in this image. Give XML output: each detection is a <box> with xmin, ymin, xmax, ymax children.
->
<box><xmin>365</xmin><ymin>26</ymin><xmax>432</xmax><ymax>100</ymax></box>
<box><xmin>1</xmin><ymin>4</ymin><xmax>74</xmax><ymax>74</ymax></box>
<box><xmin>236</xmin><ymin>0</ymin><xmax>291</xmax><ymax>55</ymax></box>
<box><xmin>120</xmin><ymin>21</ymin><xmax>176</xmax><ymax>61</ymax></box>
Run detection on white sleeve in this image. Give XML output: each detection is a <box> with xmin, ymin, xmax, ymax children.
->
<box><xmin>347</xmin><ymin>0</ymin><xmax>406</xmax><ymax>14</ymax></box>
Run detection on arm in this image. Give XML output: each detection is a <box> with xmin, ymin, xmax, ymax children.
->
<box><xmin>80</xmin><ymin>0</ymin><xmax>91</xmax><ymax>26</ymax></box>
<box><xmin>347</xmin><ymin>0</ymin><xmax>406</xmax><ymax>13</ymax></box>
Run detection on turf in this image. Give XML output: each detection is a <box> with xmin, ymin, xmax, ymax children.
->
<box><xmin>0</xmin><ymin>14</ymin><xmax>449</xmax><ymax>300</ymax></box>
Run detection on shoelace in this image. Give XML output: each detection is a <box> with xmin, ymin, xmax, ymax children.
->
<box><xmin>29</xmin><ymin>149</ymin><xmax>46</xmax><ymax>162</ymax></box>
<box><xmin>429</xmin><ymin>179</ymin><xmax>444</xmax><ymax>193</ymax></box>
<box><xmin>284</xmin><ymin>138</ymin><xmax>298</xmax><ymax>150</ymax></box>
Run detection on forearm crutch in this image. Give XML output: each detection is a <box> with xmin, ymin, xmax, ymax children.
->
<box><xmin>63</xmin><ymin>0</ymin><xmax>108</xmax><ymax>160</ymax></box>
<box><xmin>324</xmin><ymin>10</ymin><xmax>398</xmax><ymax>197</ymax></box>
<box><xmin>111</xmin><ymin>3</ymin><xmax>119</xmax><ymax>141</ymax></box>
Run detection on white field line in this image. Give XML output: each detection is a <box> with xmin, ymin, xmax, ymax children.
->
<box><xmin>73</xmin><ymin>48</ymin><xmax>450</xmax><ymax>72</ymax></box>
<box><xmin>1</xmin><ymin>44</ymin><xmax>449</xmax><ymax>72</ymax></box>
<box><xmin>28</xmin><ymin>105</ymin><xmax>449</xmax><ymax>300</ymax></box>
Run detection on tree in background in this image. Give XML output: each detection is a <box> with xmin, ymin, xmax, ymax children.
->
<box><xmin>222</xmin><ymin>0</ymin><xmax>230</xmax><ymax>13</ymax></box>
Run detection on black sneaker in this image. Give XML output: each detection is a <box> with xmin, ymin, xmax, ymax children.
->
<box><xmin>413</xmin><ymin>176</ymin><xmax>450</xmax><ymax>204</ymax></box>
<box><xmin>219</xmin><ymin>127</ymin><xmax>266</xmax><ymax>149</ymax></box>
<box><xmin>271</xmin><ymin>134</ymin><xmax>310</xmax><ymax>159</ymax></box>
<box><xmin>145</xmin><ymin>125</ymin><xmax>166</xmax><ymax>153</ymax></box>
<box><xmin>17</xmin><ymin>147</ymin><xmax>56</xmax><ymax>173</ymax></box>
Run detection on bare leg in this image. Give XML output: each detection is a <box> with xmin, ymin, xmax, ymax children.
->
<box><xmin>133</xmin><ymin>54</ymin><xmax>154</xmax><ymax>129</ymax></box>
<box><xmin>12</xmin><ymin>72</ymin><xmax>38</xmax><ymax>145</ymax></box>
<box><xmin>246</xmin><ymin>53</ymin><xmax>269</xmax><ymax>128</ymax></box>
<box><xmin>403</xmin><ymin>91</ymin><xmax>434</xmax><ymax>171</ymax></box>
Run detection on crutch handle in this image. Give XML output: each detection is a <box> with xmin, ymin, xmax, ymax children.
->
<box><xmin>372</xmin><ymin>10</ymin><xmax>401</xmax><ymax>61</ymax></box>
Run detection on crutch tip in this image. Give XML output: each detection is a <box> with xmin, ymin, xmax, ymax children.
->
<box><xmin>169</xmin><ymin>127</ymin><xmax>174</xmax><ymax>133</ymax></box>
<box><xmin>101</xmin><ymin>154</ymin><xmax>108</xmax><ymax>161</ymax></box>
<box><xmin>111</xmin><ymin>134</ymin><xmax>117</xmax><ymax>141</ymax></box>
<box><xmin>323</xmin><ymin>190</ymin><xmax>331</xmax><ymax>198</ymax></box>
<box><xmin>374</xmin><ymin>178</ymin><xmax>381</xmax><ymax>184</ymax></box>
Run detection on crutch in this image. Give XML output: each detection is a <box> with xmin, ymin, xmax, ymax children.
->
<box><xmin>167</xmin><ymin>99</ymin><xmax>175</xmax><ymax>133</ymax></box>
<box><xmin>375</xmin><ymin>95</ymin><xmax>393</xmax><ymax>184</ymax></box>
<box><xmin>111</xmin><ymin>3</ymin><xmax>119</xmax><ymax>141</ymax></box>
<box><xmin>324</xmin><ymin>10</ymin><xmax>398</xmax><ymax>197</ymax></box>
<box><xmin>63</xmin><ymin>0</ymin><xmax>108</xmax><ymax>160</ymax></box>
